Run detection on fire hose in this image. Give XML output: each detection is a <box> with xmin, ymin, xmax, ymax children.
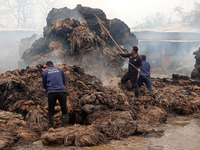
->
<box><xmin>117</xmin><ymin>53</ymin><xmax>152</xmax><ymax>84</ymax></box>
<box><xmin>93</xmin><ymin>13</ymin><xmax>153</xmax><ymax>84</ymax></box>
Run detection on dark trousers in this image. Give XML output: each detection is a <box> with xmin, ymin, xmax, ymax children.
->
<box><xmin>138</xmin><ymin>75</ymin><xmax>152</xmax><ymax>91</ymax></box>
<box><xmin>48</xmin><ymin>92</ymin><xmax>67</xmax><ymax>117</ymax></box>
<box><xmin>121</xmin><ymin>71</ymin><xmax>138</xmax><ymax>88</ymax></box>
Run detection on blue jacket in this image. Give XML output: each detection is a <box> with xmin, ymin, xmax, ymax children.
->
<box><xmin>42</xmin><ymin>66</ymin><xmax>66</xmax><ymax>93</ymax></box>
<box><xmin>140</xmin><ymin>60</ymin><xmax>150</xmax><ymax>77</ymax></box>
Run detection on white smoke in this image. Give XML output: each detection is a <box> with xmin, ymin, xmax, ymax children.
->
<box><xmin>133</xmin><ymin>26</ymin><xmax>200</xmax><ymax>77</ymax></box>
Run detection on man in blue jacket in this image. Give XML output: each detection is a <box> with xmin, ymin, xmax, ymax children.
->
<box><xmin>42</xmin><ymin>61</ymin><xmax>68</xmax><ymax>128</ymax></box>
<box><xmin>138</xmin><ymin>55</ymin><xmax>153</xmax><ymax>96</ymax></box>
<box><xmin>117</xmin><ymin>46</ymin><xmax>142</xmax><ymax>97</ymax></box>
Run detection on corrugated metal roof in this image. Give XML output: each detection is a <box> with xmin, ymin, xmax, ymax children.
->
<box><xmin>139</xmin><ymin>40</ymin><xmax>200</xmax><ymax>42</ymax></box>
<box><xmin>131</xmin><ymin>23</ymin><xmax>200</xmax><ymax>33</ymax></box>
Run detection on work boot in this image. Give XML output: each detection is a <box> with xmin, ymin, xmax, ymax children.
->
<box><xmin>134</xmin><ymin>88</ymin><xmax>139</xmax><ymax>98</ymax></box>
<box><xmin>48</xmin><ymin>116</ymin><xmax>54</xmax><ymax>128</ymax></box>
<box><xmin>149</xmin><ymin>90</ymin><xmax>153</xmax><ymax>96</ymax></box>
<box><xmin>61</xmin><ymin>114</ymin><xmax>68</xmax><ymax>127</ymax></box>
<box><xmin>120</xmin><ymin>83</ymin><xmax>126</xmax><ymax>90</ymax></box>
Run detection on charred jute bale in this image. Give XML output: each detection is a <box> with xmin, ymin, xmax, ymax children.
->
<box><xmin>108</xmin><ymin>18</ymin><xmax>138</xmax><ymax>47</ymax></box>
<box><xmin>172</xmin><ymin>99</ymin><xmax>197</xmax><ymax>115</ymax></box>
<box><xmin>80</xmin><ymin>90</ymin><xmax>130</xmax><ymax>116</ymax></box>
<box><xmin>0</xmin><ymin>68</ymin><xmax>48</xmax><ymax>131</ymax></box>
<box><xmin>19</xmin><ymin>34</ymin><xmax>41</xmax><ymax>57</ymax></box>
<box><xmin>45</xmin><ymin>6</ymin><xmax>90</xmax><ymax>29</ymax></box>
<box><xmin>86</xmin><ymin>111</ymin><xmax>137</xmax><ymax>140</ymax></box>
<box><xmin>172</xmin><ymin>74</ymin><xmax>190</xmax><ymax>80</ymax></box>
<box><xmin>172</xmin><ymin>74</ymin><xmax>191</xmax><ymax>86</ymax></box>
<box><xmin>46</xmin><ymin>5</ymin><xmax>107</xmax><ymax>37</ymax></box>
<box><xmin>191</xmin><ymin>47</ymin><xmax>200</xmax><ymax>80</ymax></box>
<box><xmin>0</xmin><ymin>111</ymin><xmax>40</xmax><ymax>149</ymax></box>
<box><xmin>69</xmin><ymin>25</ymin><xmax>95</xmax><ymax>55</ymax></box>
<box><xmin>152</xmin><ymin>79</ymin><xmax>199</xmax><ymax>114</ymax></box>
<box><xmin>137</xmin><ymin>106</ymin><xmax>167</xmax><ymax>124</ymax></box>
<box><xmin>42</xmin><ymin>124</ymin><xmax>108</xmax><ymax>146</ymax></box>
<box><xmin>48</xmin><ymin>40</ymin><xmax>64</xmax><ymax>52</ymax></box>
<box><xmin>21</xmin><ymin>37</ymin><xmax>48</xmax><ymax>66</ymax></box>
<box><xmin>49</xmin><ymin>18</ymin><xmax>84</xmax><ymax>38</ymax></box>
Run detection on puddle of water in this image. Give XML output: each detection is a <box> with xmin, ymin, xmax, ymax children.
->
<box><xmin>148</xmin><ymin>116</ymin><xmax>200</xmax><ymax>150</ymax></box>
<box><xmin>83</xmin><ymin>136</ymin><xmax>149</xmax><ymax>150</ymax></box>
<box><xmin>14</xmin><ymin>116</ymin><xmax>200</xmax><ymax>150</ymax></box>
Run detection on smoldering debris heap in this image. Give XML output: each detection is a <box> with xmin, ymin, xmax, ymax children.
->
<box><xmin>18</xmin><ymin>34</ymin><xmax>42</xmax><ymax>68</ymax></box>
<box><xmin>19</xmin><ymin>34</ymin><xmax>41</xmax><ymax>57</ymax></box>
<box><xmin>191</xmin><ymin>47</ymin><xmax>200</xmax><ymax>80</ymax></box>
<box><xmin>21</xmin><ymin>5</ymin><xmax>138</xmax><ymax>80</ymax></box>
<box><xmin>0</xmin><ymin>65</ymin><xmax>200</xmax><ymax>149</ymax></box>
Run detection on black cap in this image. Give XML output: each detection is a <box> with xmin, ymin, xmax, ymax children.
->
<box><xmin>132</xmin><ymin>46</ymin><xmax>138</xmax><ymax>53</ymax></box>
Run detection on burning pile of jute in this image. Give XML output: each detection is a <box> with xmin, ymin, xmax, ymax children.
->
<box><xmin>191</xmin><ymin>47</ymin><xmax>200</xmax><ymax>80</ymax></box>
<box><xmin>20</xmin><ymin>5</ymin><xmax>138</xmax><ymax>80</ymax></box>
<box><xmin>0</xmin><ymin>65</ymin><xmax>200</xmax><ymax>149</ymax></box>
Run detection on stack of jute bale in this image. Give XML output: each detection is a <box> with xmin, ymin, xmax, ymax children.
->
<box><xmin>20</xmin><ymin>5</ymin><xmax>138</xmax><ymax>80</ymax></box>
<box><xmin>191</xmin><ymin>47</ymin><xmax>200</xmax><ymax>80</ymax></box>
<box><xmin>1</xmin><ymin>64</ymin><xmax>200</xmax><ymax>148</ymax></box>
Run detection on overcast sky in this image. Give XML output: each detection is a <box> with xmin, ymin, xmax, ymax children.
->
<box><xmin>60</xmin><ymin>0</ymin><xmax>197</xmax><ymax>27</ymax></box>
